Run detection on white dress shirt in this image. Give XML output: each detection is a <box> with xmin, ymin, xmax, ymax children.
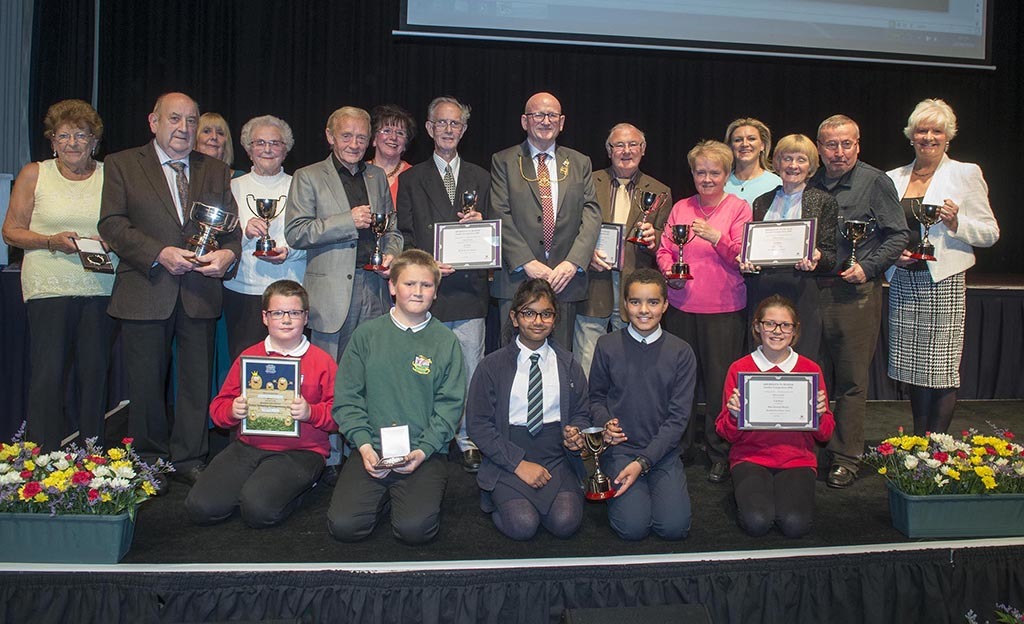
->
<box><xmin>508</xmin><ymin>337</ymin><xmax>561</xmax><ymax>426</ymax></box>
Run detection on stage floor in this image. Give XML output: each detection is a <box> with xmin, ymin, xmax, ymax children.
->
<box><xmin>3</xmin><ymin>400</ymin><xmax>1021</xmax><ymax>572</ymax></box>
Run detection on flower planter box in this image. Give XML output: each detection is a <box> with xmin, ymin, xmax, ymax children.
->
<box><xmin>0</xmin><ymin>512</ymin><xmax>135</xmax><ymax>563</ymax></box>
<box><xmin>887</xmin><ymin>481</ymin><xmax>1024</xmax><ymax>538</ymax></box>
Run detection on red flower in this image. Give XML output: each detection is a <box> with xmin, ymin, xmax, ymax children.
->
<box><xmin>962</xmin><ymin>430</ymin><xmax>970</xmax><ymax>438</ymax></box>
<box><xmin>956</xmin><ymin>450</ymin><xmax>968</xmax><ymax>459</ymax></box>
<box><xmin>1006</xmin><ymin>431</ymin><xmax>1016</xmax><ymax>440</ymax></box>
<box><xmin>22</xmin><ymin>481</ymin><xmax>41</xmax><ymax>498</ymax></box>
<box><xmin>88</xmin><ymin>455</ymin><xmax>107</xmax><ymax>465</ymax></box>
<box><xmin>87</xmin><ymin>489</ymin><xmax>99</xmax><ymax>501</ymax></box>
<box><xmin>19</xmin><ymin>470</ymin><xmax>32</xmax><ymax>479</ymax></box>
<box><xmin>122</xmin><ymin>437</ymin><xmax>134</xmax><ymax>445</ymax></box>
<box><xmin>72</xmin><ymin>470</ymin><xmax>93</xmax><ymax>485</ymax></box>
<box><xmin>31</xmin><ymin>447</ymin><xmax>40</xmax><ymax>456</ymax></box>
<box><xmin>986</xmin><ymin>446</ymin><xmax>997</xmax><ymax>455</ymax></box>
<box><xmin>933</xmin><ymin>451</ymin><xmax>949</xmax><ymax>463</ymax></box>
<box><xmin>878</xmin><ymin>442</ymin><xmax>895</xmax><ymax>456</ymax></box>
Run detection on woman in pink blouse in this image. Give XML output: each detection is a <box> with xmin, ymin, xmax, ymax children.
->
<box><xmin>656</xmin><ymin>140</ymin><xmax>751</xmax><ymax>484</ymax></box>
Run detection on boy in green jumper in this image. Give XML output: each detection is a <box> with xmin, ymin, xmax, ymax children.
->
<box><xmin>327</xmin><ymin>249</ymin><xmax>466</xmax><ymax>544</ymax></box>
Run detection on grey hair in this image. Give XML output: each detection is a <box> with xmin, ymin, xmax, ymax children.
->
<box><xmin>241</xmin><ymin>115</ymin><xmax>295</xmax><ymax>153</ymax></box>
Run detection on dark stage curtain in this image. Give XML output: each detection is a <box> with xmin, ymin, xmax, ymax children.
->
<box><xmin>24</xmin><ymin>0</ymin><xmax>1021</xmax><ymax>274</ymax></box>
<box><xmin>2</xmin><ymin>546</ymin><xmax>1022</xmax><ymax>623</ymax></box>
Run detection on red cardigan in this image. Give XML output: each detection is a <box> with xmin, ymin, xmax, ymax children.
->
<box><xmin>715</xmin><ymin>353</ymin><xmax>835</xmax><ymax>471</ymax></box>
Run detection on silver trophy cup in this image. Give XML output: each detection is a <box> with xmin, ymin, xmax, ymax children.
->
<box><xmin>246</xmin><ymin>194</ymin><xmax>287</xmax><ymax>257</ymax></box>
<box><xmin>186</xmin><ymin>202</ymin><xmax>239</xmax><ymax>258</ymax></box>
<box><xmin>839</xmin><ymin>217</ymin><xmax>877</xmax><ymax>269</ymax></box>
<box><xmin>909</xmin><ymin>201</ymin><xmax>941</xmax><ymax>261</ymax></box>
<box><xmin>665</xmin><ymin>224</ymin><xmax>696</xmax><ymax>281</ymax></box>
<box><xmin>625</xmin><ymin>191</ymin><xmax>667</xmax><ymax>246</ymax></box>
<box><xmin>581</xmin><ymin>426</ymin><xmax>616</xmax><ymax>501</ymax></box>
<box><xmin>362</xmin><ymin>211</ymin><xmax>393</xmax><ymax>271</ymax></box>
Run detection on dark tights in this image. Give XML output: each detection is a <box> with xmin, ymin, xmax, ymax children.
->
<box><xmin>492</xmin><ymin>492</ymin><xmax>582</xmax><ymax>541</ymax></box>
<box><xmin>909</xmin><ymin>385</ymin><xmax>957</xmax><ymax>436</ymax></box>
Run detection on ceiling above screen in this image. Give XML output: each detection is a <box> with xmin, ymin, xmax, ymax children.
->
<box><xmin>398</xmin><ymin>0</ymin><xmax>992</xmax><ymax>69</ymax></box>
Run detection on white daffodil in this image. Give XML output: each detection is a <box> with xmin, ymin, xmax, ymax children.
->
<box><xmin>933</xmin><ymin>474</ymin><xmax>949</xmax><ymax>487</ymax></box>
<box><xmin>53</xmin><ymin>458</ymin><xmax>70</xmax><ymax>471</ymax></box>
<box><xmin>112</xmin><ymin>466</ymin><xmax>136</xmax><ymax>479</ymax></box>
<box><xmin>904</xmin><ymin>455</ymin><xmax>920</xmax><ymax>470</ymax></box>
<box><xmin>107</xmin><ymin>477</ymin><xmax>130</xmax><ymax>490</ymax></box>
<box><xmin>35</xmin><ymin>454</ymin><xmax>50</xmax><ymax>467</ymax></box>
<box><xmin>93</xmin><ymin>465</ymin><xmax>112</xmax><ymax>478</ymax></box>
<box><xmin>924</xmin><ymin>458</ymin><xmax>942</xmax><ymax>469</ymax></box>
<box><xmin>0</xmin><ymin>471</ymin><xmax>25</xmax><ymax>485</ymax></box>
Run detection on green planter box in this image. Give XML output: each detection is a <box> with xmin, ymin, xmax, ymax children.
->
<box><xmin>0</xmin><ymin>512</ymin><xmax>135</xmax><ymax>563</ymax></box>
<box><xmin>886</xmin><ymin>481</ymin><xmax>1024</xmax><ymax>538</ymax></box>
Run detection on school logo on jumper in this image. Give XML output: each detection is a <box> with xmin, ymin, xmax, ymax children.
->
<box><xmin>412</xmin><ymin>355</ymin><xmax>432</xmax><ymax>375</ymax></box>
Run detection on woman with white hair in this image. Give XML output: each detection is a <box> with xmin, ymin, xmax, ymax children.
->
<box><xmin>224</xmin><ymin>115</ymin><xmax>306</xmax><ymax>360</ymax></box>
<box><xmin>886</xmin><ymin>98</ymin><xmax>999</xmax><ymax>435</ymax></box>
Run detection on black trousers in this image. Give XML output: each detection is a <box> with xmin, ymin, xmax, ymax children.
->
<box><xmin>119</xmin><ymin>298</ymin><xmax>215</xmax><ymax>470</ymax></box>
<box><xmin>731</xmin><ymin>461</ymin><xmax>817</xmax><ymax>538</ymax></box>
<box><xmin>25</xmin><ymin>296</ymin><xmax>116</xmax><ymax>451</ymax></box>
<box><xmin>222</xmin><ymin>288</ymin><xmax>267</xmax><ymax>362</ymax></box>
<box><xmin>663</xmin><ymin>306</ymin><xmax>745</xmax><ymax>464</ymax></box>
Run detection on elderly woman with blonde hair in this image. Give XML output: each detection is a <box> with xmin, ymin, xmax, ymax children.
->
<box><xmin>886</xmin><ymin>98</ymin><xmax>999</xmax><ymax>435</ymax></box>
<box><xmin>656</xmin><ymin>140</ymin><xmax>751</xmax><ymax>483</ymax></box>
<box><xmin>742</xmin><ymin>134</ymin><xmax>838</xmax><ymax>363</ymax></box>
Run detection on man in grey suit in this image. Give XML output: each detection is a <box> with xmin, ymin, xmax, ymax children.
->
<box><xmin>284</xmin><ymin>105</ymin><xmax>401</xmax><ymax>481</ymax></box>
<box><xmin>99</xmin><ymin>92</ymin><xmax>241</xmax><ymax>491</ymax></box>
<box><xmin>397</xmin><ymin>95</ymin><xmax>491</xmax><ymax>472</ymax></box>
<box><xmin>573</xmin><ymin>123</ymin><xmax>672</xmax><ymax>376</ymax></box>
<box><xmin>490</xmin><ymin>92</ymin><xmax>601</xmax><ymax>349</ymax></box>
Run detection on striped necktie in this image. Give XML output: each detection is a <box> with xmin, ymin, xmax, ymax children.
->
<box><xmin>526</xmin><ymin>353</ymin><xmax>543</xmax><ymax>436</ymax></box>
<box><xmin>167</xmin><ymin>161</ymin><xmax>189</xmax><ymax>223</ymax></box>
<box><xmin>443</xmin><ymin>164</ymin><xmax>456</xmax><ymax>205</ymax></box>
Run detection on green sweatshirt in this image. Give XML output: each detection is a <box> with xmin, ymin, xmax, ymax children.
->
<box><xmin>334</xmin><ymin>314</ymin><xmax>465</xmax><ymax>457</ymax></box>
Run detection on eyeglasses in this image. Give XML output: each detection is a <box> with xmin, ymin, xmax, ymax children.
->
<box><xmin>609</xmin><ymin>141</ymin><xmax>643</xmax><ymax>152</ymax></box>
<box><xmin>524</xmin><ymin>111</ymin><xmax>562</xmax><ymax>123</ymax></box>
<box><xmin>55</xmin><ymin>132</ymin><xmax>93</xmax><ymax>144</ymax></box>
<box><xmin>250</xmin><ymin>139</ymin><xmax>286</xmax><ymax>150</ymax></box>
<box><xmin>377</xmin><ymin>127</ymin><xmax>408</xmax><ymax>139</ymax></box>
<box><xmin>818</xmin><ymin>140</ymin><xmax>858</xmax><ymax>152</ymax></box>
<box><xmin>758</xmin><ymin>320</ymin><xmax>797</xmax><ymax>334</ymax></box>
<box><xmin>265</xmin><ymin>309</ymin><xmax>307</xmax><ymax>320</ymax></box>
<box><xmin>517</xmin><ymin>309</ymin><xmax>556</xmax><ymax>321</ymax></box>
<box><xmin>429</xmin><ymin>119</ymin><xmax>465</xmax><ymax>130</ymax></box>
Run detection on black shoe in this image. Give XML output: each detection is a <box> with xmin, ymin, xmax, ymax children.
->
<box><xmin>708</xmin><ymin>461</ymin><xmax>731</xmax><ymax>483</ymax></box>
<box><xmin>827</xmin><ymin>464</ymin><xmax>856</xmax><ymax>489</ymax></box>
<box><xmin>462</xmin><ymin>449</ymin><xmax>482</xmax><ymax>473</ymax></box>
<box><xmin>320</xmin><ymin>464</ymin><xmax>341</xmax><ymax>487</ymax></box>
<box><xmin>171</xmin><ymin>463</ymin><xmax>206</xmax><ymax>486</ymax></box>
<box><xmin>151</xmin><ymin>472</ymin><xmax>170</xmax><ymax>496</ymax></box>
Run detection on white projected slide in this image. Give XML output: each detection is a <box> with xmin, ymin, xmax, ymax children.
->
<box><xmin>402</xmin><ymin>0</ymin><xmax>989</xmax><ymax>67</ymax></box>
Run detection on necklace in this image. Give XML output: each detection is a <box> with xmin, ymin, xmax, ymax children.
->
<box><xmin>373</xmin><ymin>160</ymin><xmax>403</xmax><ymax>178</ymax></box>
<box><xmin>697</xmin><ymin>195</ymin><xmax>726</xmax><ymax>219</ymax></box>
<box><xmin>911</xmin><ymin>169</ymin><xmax>935</xmax><ymax>178</ymax></box>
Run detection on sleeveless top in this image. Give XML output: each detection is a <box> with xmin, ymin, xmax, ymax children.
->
<box><xmin>21</xmin><ymin>159</ymin><xmax>116</xmax><ymax>301</ymax></box>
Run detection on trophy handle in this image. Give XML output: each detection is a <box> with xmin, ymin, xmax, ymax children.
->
<box><xmin>246</xmin><ymin>194</ymin><xmax>259</xmax><ymax>219</ymax></box>
<box><xmin>272</xmin><ymin>195</ymin><xmax>288</xmax><ymax>220</ymax></box>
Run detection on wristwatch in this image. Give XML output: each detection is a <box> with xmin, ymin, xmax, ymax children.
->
<box><xmin>633</xmin><ymin>455</ymin><xmax>652</xmax><ymax>476</ymax></box>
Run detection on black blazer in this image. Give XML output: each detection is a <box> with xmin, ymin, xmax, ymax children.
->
<box><xmin>751</xmin><ymin>185</ymin><xmax>838</xmax><ymax>273</ymax></box>
<box><xmin>396</xmin><ymin>157</ymin><xmax>492</xmax><ymax>321</ymax></box>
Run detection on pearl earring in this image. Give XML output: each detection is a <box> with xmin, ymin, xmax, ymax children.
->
<box><xmin>52</xmin><ymin>150</ymin><xmax>57</xmax><ymax>158</ymax></box>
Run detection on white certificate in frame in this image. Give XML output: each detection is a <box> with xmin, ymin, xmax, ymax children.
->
<box><xmin>596</xmin><ymin>223</ymin><xmax>624</xmax><ymax>271</ymax></box>
<box><xmin>740</xmin><ymin>218</ymin><xmax>816</xmax><ymax>266</ymax></box>
<box><xmin>738</xmin><ymin>372</ymin><xmax>819</xmax><ymax>431</ymax></box>
<box><xmin>240</xmin><ymin>356</ymin><xmax>301</xmax><ymax>437</ymax></box>
<box><xmin>433</xmin><ymin>219</ymin><xmax>501</xmax><ymax>270</ymax></box>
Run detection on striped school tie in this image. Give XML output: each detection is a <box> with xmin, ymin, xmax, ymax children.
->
<box><xmin>526</xmin><ymin>353</ymin><xmax>543</xmax><ymax>436</ymax></box>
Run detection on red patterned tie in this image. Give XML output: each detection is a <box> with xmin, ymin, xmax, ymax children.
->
<box><xmin>537</xmin><ymin>153</ymin><xmax>554</xmax><ymax>255</ymax></box>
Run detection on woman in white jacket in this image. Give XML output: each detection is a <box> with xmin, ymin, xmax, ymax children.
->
<box><xmin>886</xmin><ymin>98</ymin><xmax>999</xmax><ymax>435</ymax></box>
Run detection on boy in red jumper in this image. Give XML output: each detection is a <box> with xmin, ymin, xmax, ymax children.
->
<box><xmin>186</xmin><ymin>280</ymin><xmax>337</xmax><ymax>528</ymax></box>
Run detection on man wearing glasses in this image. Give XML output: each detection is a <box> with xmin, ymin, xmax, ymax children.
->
<box><xmin>490</xmin><ymin>92</ymin><xmax>601</xmax><ymax>349</ymax></box>
<box><xmin>396</xmin><ymin>96</ymin><xmax>492</xmax><ymax>473</ymax></box>
<box><xmin>808</xmin><ymin>114</ymin><xmax>908</xmax><ymax>489</ymax></box>
<box><xmin>284</xmin><ymin>106</ymin><xmax>402</xmax><ymax>484</ymax></box>
<box><xmin>573</xmin><ymin>123</ymin><xmax>672</xmax><ymax>377</ymax></box>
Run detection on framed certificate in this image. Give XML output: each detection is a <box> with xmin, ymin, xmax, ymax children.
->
<box><xmin>433</xmin><ymin>219</ymin><xmax>501</xmax><ymax>270</ymax></box>
<box><xmin>737</xmin><ymin>372</ymin><xmax>819</xmax><ymax>431</ymax></box>
<box><xmin>596</xmin><ymin>223</ymin><xmax>624</xmax><ymax>271</ymax></box>
<box><xmin>740</xmin><ymin>219</ymin><xmax>816</xmax><ymax>266</ymax></box>
<box><xmin>240</xmin><ymin>356</ymin><xmax>301</xmax><ymax>437</ymax></box>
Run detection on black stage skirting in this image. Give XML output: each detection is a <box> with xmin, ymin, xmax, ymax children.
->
<box><xmin>2</xmin><ymin>271</ymin><xmax>1024</xmax><ymax>441</ymax></box>
<box><xmin>2</xmin><ymin>401</ymin><xmax>1023</xmax><ymax>623</ymax></box>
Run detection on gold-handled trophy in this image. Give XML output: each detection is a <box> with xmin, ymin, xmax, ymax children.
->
<box><xmin>186</xmin><ymin>202</ymin><xmax>239</xmax><ymax>259</ymax></box>
<box><xmin>362</xmin><ymin>208</ymin><xmax>394</xmax><ymax>271</ymax></box>
<box><xmin>665</xmin><ymin>224</ymin><xmax>695</xmax><ymax>281</ymax></box>
<box><xmin>581</xmin><ymin>426</ymin><xmax>616</xmax><ymax>501</ymax></box>
<box><xmin>624</xmin><ymin>191</ymin><xmax>668</xmax><ymax>246</ymax></box>
<box><xmin>460</xmin><ymin>189</ymin><xmax>478</xmax><ymax>217</ymax></box>
<box><xmin>909</xmin><ymin>201</ymin><xmax>940</xmax><ymax>261</ymax></box>
<box><xmin>839</xmin><ymin>217</ymin><xmax>877</xmax><ymax>269</ymax></box>
<box><xmin>246</xmin><ymin>194</ymin><xmax>287</xmax><ymax>257</ymax></box>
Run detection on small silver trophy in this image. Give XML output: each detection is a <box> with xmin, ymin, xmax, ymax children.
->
<box><xmin>460</xmin><ymin>189</ymin><xmax>478</xmax><ymax>217</ymax></box>
<box><xmin>665</xmin><ymin>224</ymin><xmax>695</xmax><ymax>281</ymax></box>
<box><xmin>186</xmin><ymin>202</ymin><xmax>239</xmax><ymax>258</ymax></box>
<box><xmin>581</xmin><ymin>426</ymin><xmax>616</xmax><ymax>501</ymax></box>
<box><xmin>245</xmin><ymin>194</ymin><xmax>287</xmax><ymax>257</ymax></box>
<box><xmin>839</xmin><ymin>217</ymin><xmax>877</xmax><ymax>269</ymax></box>
<box><xmin>909</xmin><ymin>201</ymin><xmax>940</xmax><ymax>261</ymax></box>
<box><xmin>625</xmin><ymin>191</ymin><xmax>667</xmax><ymax>246</ymax></box>
<box><xmin>362</xmin><ymin>209</ymin><xmax>393</xmax><ymax>271</ymax></box>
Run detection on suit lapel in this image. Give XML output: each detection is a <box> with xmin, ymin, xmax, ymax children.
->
<box><xmin>139</xmin><ymin>143</ymin><xmax>182</xmax><ymax>225</ymax></box>
<box><xmin>520</xmin><ymin>142</ymin><xmax>543</xmax><ymax>208</ymax></box>
<box><xmin>319</xmin><ymin>156</ymin><xmax>352</xmax><ymax>215</ymax></box>
<box><xmin>427</xmin><ymin>161</ymin><xmax>457</xmax><ymax>222</ymax></box>
<box><xmin>554</xmin><ymin>146</ymin><xmax>570</xmax><ymax>215</ymax></box>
